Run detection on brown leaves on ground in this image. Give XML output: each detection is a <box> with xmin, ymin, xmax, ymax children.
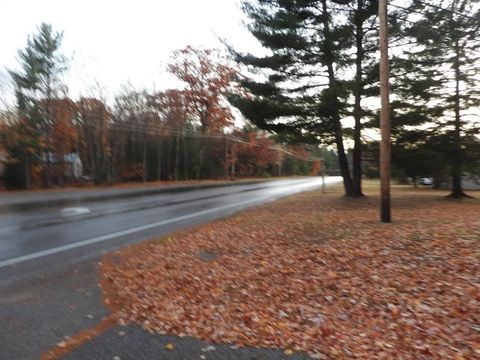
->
<box><xmin>100</xmin><ymin>184</ymin><xmax>480</xmax><ymax>359</ymax></box>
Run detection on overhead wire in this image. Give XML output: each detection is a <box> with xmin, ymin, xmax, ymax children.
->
<box><xmin>411</xmin><ymin>0</ymin><xmax>480</xmax><ymax>22</ymax></box>
<box><xmin>108</xmin><ymin>122</ymin><xmax>320</xmax><ymax>162</ymax></box>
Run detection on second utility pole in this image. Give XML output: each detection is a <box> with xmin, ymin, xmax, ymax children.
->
<box><xmin>379</xmin><ymin>0</ymin><xmax>391</xmax><ymax>222</ymax></box>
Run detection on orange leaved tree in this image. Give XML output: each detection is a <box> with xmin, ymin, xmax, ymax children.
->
<box><xmin>168</xmin><ymin>46</ymin><xmax>238</xmax><ymax>178</ymax></box>
<box><xmin>167</xmin><ymin>46</ymin><xmax>237</xmax><ymax>134</ymax></box>
<box><xmin>231</xmin><ymin>129</ymin><xmax>278</xmax><ymax>177</ymax></box>
<box><xmin>48</xmin><ymin>98</ymin><xmax>78</xmax><ymax>185</ymax></box>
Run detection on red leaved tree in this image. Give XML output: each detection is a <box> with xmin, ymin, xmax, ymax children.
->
<box><xmin>231</xmin><ymin>129</ymin><xmax>278</xmax><ymax>177</ymax></box>
<box><xmin>168</xmin><ymin>46</ymin><xmax>238</xmax><ymax>178</ymax></box>
<box><xmin>167</xmin><ymin>46</ymin><xmax>237</xmax><ymax>134</ymax></box>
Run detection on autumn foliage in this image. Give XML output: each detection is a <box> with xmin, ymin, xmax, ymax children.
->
<box><xmin>2</xmin><ymin>46</ymin><xmax>320</xmax><ymax>189</ymax></box>
<box><xmin>229</xmin><ymin>129</ymin><xmax>279</xmax><ymax>177</ymax></box>
<box><xmin>149</xmin><ymin>89</ymin><xmax>192</xmax><ymax>131</ymax></box>
<box><xmin>101</xmin><ymin>184</ymin><xmax>480</xmax><ymax>359</ymax></box>
<box><xmin>46</xmin><ymin>98</ymin><xmax>78</xmax><ymax>183</ymax></box>
<box><xmin>168</xmin><ymin>46</ymin><xmax>237</xmax><ymax>134</ymax></box>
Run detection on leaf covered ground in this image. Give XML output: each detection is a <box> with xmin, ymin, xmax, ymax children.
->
<box><xmin>100</xmin><ymin>183</ymin><xmax>480</xmax><ymax>359</ymax></box>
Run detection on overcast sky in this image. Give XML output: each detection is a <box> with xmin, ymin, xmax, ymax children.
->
<box><xmin>1</xmin><ymin>0</ymin><xmax>262</xmax><ymax>103</ymax></box>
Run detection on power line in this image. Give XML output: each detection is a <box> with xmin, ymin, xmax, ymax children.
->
<box><xmin>330</xmin><ymin>5</ymin><xmax>418</xmax><ymax>25</ymax></box>
<box><xmin>332</xmin><ymin>2</ymin><xmax>480</xmax><ymax>25</ymax></box>
<box><xmin>412</xmin><ymin>0</ymin><xmax>480</xmax><ymax>22</ymax></box>
<box><xmin>108</xmin><ymin>123</ymin><xmax>320</xmax><ymax>162</ymax></box>
<box><xmin>389</xmin><ymin>3</ymin><xmax>429</xmax><ymax>20</ymax></box>
<box><xmin>330</xmin><ymin>2</ymin><xmax>478</xmax><ymax>52</ymax></box>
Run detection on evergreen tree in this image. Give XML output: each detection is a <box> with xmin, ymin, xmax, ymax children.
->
<box><xmin>8</xmin><ymin>23</ymin><xmax>68</xmax><ymax>187</ymax></box>
<box><xmin>342</xmin><ymin>0</ymin><xmax>379</xmax><ymax>196</ymax></box>
<box><xmin>398</xmin><ymin>0</ymin><xmax>480</xmax><ymax>197</ymax></box>
<box><xmin>229</xmin><ymin>0</ymin><xmax>378</xmax><ymax>197</ymax></box>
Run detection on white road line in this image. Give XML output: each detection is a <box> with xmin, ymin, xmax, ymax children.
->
<box><xmin>0</xmin><ymin>196</ymin><xmax>268</xmax><ymax>269</ymax></box>
<box><xmin>0</xmin><ymin>177</ymin><xmax>341</xmax><ymax>269</ymax></box>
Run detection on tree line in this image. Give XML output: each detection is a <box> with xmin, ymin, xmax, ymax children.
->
<box><xmin>0</xmin><ymin>26</ymin><xmax>330</xmax><ymax>189</ymax></box>
<box><xmin>2</xmin><ymin>1</ymin><xmax>479</xmax><ymax>195</ymax></box>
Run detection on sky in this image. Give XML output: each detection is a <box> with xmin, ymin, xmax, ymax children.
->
<box><xmin>0</xmin><ymin>0</ymin><xmax>263</xmax><ymax>104</ymax></box>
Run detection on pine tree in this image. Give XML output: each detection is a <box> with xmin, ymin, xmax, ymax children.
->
<box><xmin>229</xmin><ymin>0</ymin><xmax>378</xmax><ymax>197</ymax></box>
<box><xmin>8</xmin><ymin>23</ymin><xmax>68</xmax><ymax>188</ymax></box>
<box><xmin>399</xmin><ymin>0</ymin><xmax>480</xmax><ymax>197</ymax></box>
<box><xmin>336</xmin><ymin>0</ymin><xmax>379</xmax><ymax>196</ymax></box>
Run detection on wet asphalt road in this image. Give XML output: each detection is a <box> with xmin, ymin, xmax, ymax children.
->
<box><xmin>0</xmin><ymin>177</ymin><xmax>341</xmax><ymax>282</ymax></box>
<box><xmin>0</xmin><ymin>177</ymin><xmax>341</xmax><ymax>360</ymax></box>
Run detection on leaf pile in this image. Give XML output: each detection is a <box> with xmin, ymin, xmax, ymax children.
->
<box><xmin>101</xmin><ymin>186</ymin><xmax>480</xmax><ymax>359</ymax></box>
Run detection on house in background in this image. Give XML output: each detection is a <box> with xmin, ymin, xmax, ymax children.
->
<box><xmin>63</xmin><ymin>152</ymin><xmax>83</xmax><ymax>178</ymax></box>
<box><xmin>44</xmin><ymin>152</ymin><xmax>84</xmax><ymax>184</ymax></box>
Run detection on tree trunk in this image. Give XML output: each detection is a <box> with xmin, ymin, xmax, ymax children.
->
<box><xmin>45</xmin><ymin>130</ymin><xmax>52</xmax><ymax>187</ymax></box>
<box><xmin>183</xmin><ymin>134</ymin><xmax>188</xmax><ymax>180</ymax></box>
<box><xmin>450</xmin><ymin>39</ymin><xmax>464</xmax><ymax>197</ymax></box>
<box><xmin>231</xmin><ymin>152</ymin><xmax>236</xmax><ymax>180</ymax></box>
<box><xmin>45</xmin><ymin>79</ymin><xmax>53</xmax><ymax>188</ymax></box>
<box><xmin>321</xmin><ymin>0</ymin><xmax>354</xmax><ymax>197</ymax></box>
<box><xmin>196</xmin><ymin>138</ymin><xmax>204</xmax><ymax>180</ymax></box>
<box><xmin>174</xmin><ymin>131</ymin><xmax>180</xmax><ymax>180</ymax></box>
<box><xmin>224</xmin><ymin>136</ymin><xmax>229</xmax><ymax>180</ymax></box>
<box><xmin>157</xmin><ymin>137</ymin><xmax>162</xmax><ymax>181</ymax></box>
<box><xmin>142</xmin><ymin>137</ymin><xmax>147</xmax><ymax>183</ymax></box>
<box><xmin>352</xmin><ymin>0</ymin><xmax>365</xmax><ymax>197</ymax></box>
<box><xmin>336</xmin><ymin>127</ymin><xmax>354</xmax><ymax>197</ymax></box>
<box><xmin>90</xmin><ymin>133</ymin><xmax>97</xmax><ymax>184</ymax></box>
<box><xmin>24</xmin><ymin>157</ymin><xmax>31</xmax><ymax>189</ymax></box>
<box><xmin>58</xmin><ymin>152</ymin><xmax>65</xmax><ymax>187</ymax></box>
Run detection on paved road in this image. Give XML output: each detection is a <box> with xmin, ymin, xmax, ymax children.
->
<box><xmin>0</xmin><ymin>177</ymin><xmax>341</xmax><ymax>360</ymax></box>
<box><xmin>0</xmin><ymin>179</ymin><xmax>267</xmax><ymax>209</ymax></box>
<box><xmin>0</xmin><ymin>177</ymin><xmax>341</xmax><ymax>280</ymax></box>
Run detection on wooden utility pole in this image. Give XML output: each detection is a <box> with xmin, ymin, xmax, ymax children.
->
<box><xmin>379</xmin><ymin>0</ymin><xmax>391</xmax><ymax>222</ymax></box>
